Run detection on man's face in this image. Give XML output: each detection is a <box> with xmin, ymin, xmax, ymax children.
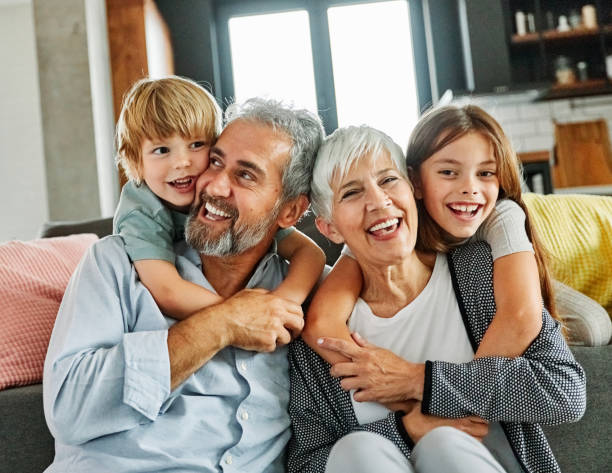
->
<box><xmin>185</xmin><ymin>119</ymin><xmax>292</xmax><ymax>256</ymax></box>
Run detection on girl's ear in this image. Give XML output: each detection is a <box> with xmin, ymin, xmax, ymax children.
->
<box><xmin>408</xmin><ymin>166</ymin><xmax>423</xmax><ymax>199</ymax></box>
<box><xmin>315</xmin><ymin>217</ymin><xmax>345</xmax><ymax>244</ymax></box>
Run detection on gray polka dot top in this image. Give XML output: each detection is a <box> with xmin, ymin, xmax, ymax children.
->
<box><xmin>288</xmin><ymin>242</ymin><xmax>586</xmax><ymax>473</ymax></box>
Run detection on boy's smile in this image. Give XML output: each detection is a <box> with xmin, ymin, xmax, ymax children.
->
<box><xmin>141</xmin><ymin>134</ymin><xmax>210</xmax><ymax>212</ymax></box>
<box><xmin>416</xmin><ymin>132</ymin><xmax>499</xmax><ymax>239</ymax></box>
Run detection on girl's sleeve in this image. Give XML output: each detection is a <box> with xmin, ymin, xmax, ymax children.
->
<box><xmin>288</xmin><ymin>339</ymin><xmax>412</xmax><ymax>472</ymax></box>
<box><xmin>474</xmin><ymin>199</ymin><xmax>533</xmax><ymax>260</ymax></box>
<box><xmin>422</xmin><ymin>243</ymin><xmax>586</xmax><ymax>426</ymax></box>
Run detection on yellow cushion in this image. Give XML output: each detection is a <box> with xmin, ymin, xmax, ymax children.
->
<box><xmin>523</xmin><ymin>193</ymin><xmax>612</xmax><ymax>318</ymax></box>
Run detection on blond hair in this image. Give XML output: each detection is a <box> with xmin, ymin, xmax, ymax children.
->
<box><xmin>115</xmin><ymin>76</ymin><xmax>222</xmax><ymax>184</ymax></box>
<box><xmin>406</xmin><ymin>104</ymin><xmax>559</xmax><ymax>323</ymax></box>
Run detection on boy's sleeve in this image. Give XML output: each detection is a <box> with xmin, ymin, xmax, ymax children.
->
<box><xmin>114</xmin><ymin>182</ymin><xmax>177</xmax><ymax>263</ymax></box>
<box><xmin>474</xmin><ymin>199</ymin><xmax>533</xmax><ymax>260</ymax></box>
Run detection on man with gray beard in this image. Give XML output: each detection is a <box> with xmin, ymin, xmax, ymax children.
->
<box><xmin>43</xmin><ymin>98</ymin><xmax>324</xmax><ymax>473</ymax></box>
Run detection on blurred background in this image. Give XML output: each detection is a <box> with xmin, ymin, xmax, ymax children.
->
<box><xmin>2</xmin><ymin>0</ymin><xmax>612</xmax><ymax>242</ymax></box>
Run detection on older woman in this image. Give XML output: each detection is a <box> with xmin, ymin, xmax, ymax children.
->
<box><xmin>287</xmin><ymin>126</ymin><xmax>585</xmax><ymax>473</ymax></box>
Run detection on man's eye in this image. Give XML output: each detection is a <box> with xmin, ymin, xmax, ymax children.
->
<box><xmin>238</xmin><ymin>171</ymin><xmax>254</xmax><ymax>181</ymax></box>
<box><xmin>209</xmin><ymin>157</ymin><xmax>222</xmax><ymax>167</ymax></box>
<box><xmin>152</xmin><ymin>146</ymin><xmax>170</xmax><ymax>155</ymax></box>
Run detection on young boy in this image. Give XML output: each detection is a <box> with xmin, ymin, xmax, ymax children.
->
<box><xmin>114</xmin><ymin>76</ymin><xmax>325</xmax><ymax>319</ymax></box>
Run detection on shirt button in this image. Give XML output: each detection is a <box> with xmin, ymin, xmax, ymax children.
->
<box><xmin>225</xmin><ymin>455</ymin><xmax>233</xmax><ymax>465</ymax></box>
<box><xmin>241</xmin><ymin>411</ymin><xmax>249</xmax><ymax>421</ymax></box>
<box><xmin>240</xmin><ymin>361</ymin><xmax>247</xmax><ymax>371</ymax></box>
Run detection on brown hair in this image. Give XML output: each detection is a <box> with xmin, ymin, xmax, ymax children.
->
<box><xmin>115</xmin><ymin>76</ymin><xmax>222</xmax><ymax>184</ymax></box>
<box><xmin>406</xmin><ymin>104</ymin><xmax>559</xmax><ymax>322</ymax></box>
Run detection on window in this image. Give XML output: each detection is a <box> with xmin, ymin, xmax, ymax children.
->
<box><xmin>228</xmin><ymin>10</ymin><xmax>318</xmax><ymax>111</ymax></box>
<box><xmin>328</xmin><ymin>1</ymin><xmax>418</xmax><ymax>148</ymax></box>
<box><xmin>216</xmin><ymin>0</ymin><xmax>426</xmax><ymax>146</ymax></box>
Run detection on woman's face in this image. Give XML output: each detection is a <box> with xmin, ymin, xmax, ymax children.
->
<box><xmin>318</xmin><ymin>151</ymin><xmax>418</xmax><ymax>266</ymax></box>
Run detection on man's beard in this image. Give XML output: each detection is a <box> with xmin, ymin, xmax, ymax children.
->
<box><xmin>185</xmin><ymin>194</ymin><xmax>281</xmax><ymax>257</ymax></box>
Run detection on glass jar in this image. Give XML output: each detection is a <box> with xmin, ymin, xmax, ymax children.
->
<box><xmin>554</xmin><ymin>56</ymin><xmax>576</xmax><ymax>85</ymax></box>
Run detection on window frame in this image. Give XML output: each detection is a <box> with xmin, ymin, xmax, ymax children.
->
<box><xmin>214</xmin><ymin>0</ymin><xmax>430</xmax><ymax>135</ymax></box>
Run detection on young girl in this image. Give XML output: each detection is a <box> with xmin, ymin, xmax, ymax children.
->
<box><xmin>303</xmin><ymin>104</ymin><xmax>559</xmax><ymax>363</ymax></box>
<box><xmin>114</xmin><ymin>76</ymin><xmax>325</xmax><ymax>319</ymax></box>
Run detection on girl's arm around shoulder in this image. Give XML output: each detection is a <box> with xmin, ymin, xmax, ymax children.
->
<box><xmin>475</xmin><ymin>199</ymin><xmax>542</xmax><ymax>358</ymax></box>
<box><xmin>302</xmin><ymin>254</ymin><xmax>363</xmax><ymax>365</ymax></box>
<box><xmin>274</xmin><ymin>229</ymin><xmax>326</xmax><ymax>304</ymax></box>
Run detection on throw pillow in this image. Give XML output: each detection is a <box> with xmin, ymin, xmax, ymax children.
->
<box><xmin>524</xmin><ymin>193</ymin><xmax>612</xmax><ymax>318</ymax></box>
<box><xmin>0</xmin><ymin>234</ymin><xmax>98</xmax><ymax>390</ymax></box>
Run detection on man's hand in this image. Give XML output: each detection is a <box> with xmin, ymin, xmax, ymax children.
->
<box><xmin>168</xmin><ymin>288</ymin><xmax>303</xmax><ymax>389</ymax></box>
<box><xmin>319</xmin><ymin>332</ymin><xmax>425</xmax><ymax>402</ymax></box>
<box><xmin>402</xmin><ymin>402</ymin><xmax>489</xmax><ymax>443</ymax></box>
<box><xmin>221</xmin><ymin>288</ymin><xmax>304</xmax><ymax>352</ymax></box>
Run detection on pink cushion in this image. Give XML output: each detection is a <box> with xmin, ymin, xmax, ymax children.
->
<box><xmin>0</xmin><ymin>234</ymin><xmax>98</xmax><ymax>390</ymax></box>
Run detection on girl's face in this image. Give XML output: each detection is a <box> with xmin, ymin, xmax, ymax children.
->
<box><xmin>318</xmin><ymin>151</ymin><xmax>418</xmax><ymax>267</ymax></box>
<box><xmin>140</xmin><ymin>134</ymin><xmax>210</xmax><ymax>212</ymax></box>
<box><xmin>416</xmin><ymin>131</ymin><xmax>499</xmax><ymax>239</ymax></box>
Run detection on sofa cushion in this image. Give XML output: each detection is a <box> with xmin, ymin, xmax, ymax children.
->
<box><xmin>523</xmin><ymin>193</ymin><xmax>612</xmax><ymax>317</ymax></box>
<box><xmin>0</xmin><ymin>234</ymin><xmax>98</xmax><ymax>390</ymax></box>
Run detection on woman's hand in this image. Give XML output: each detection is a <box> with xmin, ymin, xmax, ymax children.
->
<box><xmin>402</xmin><ymin>402</ymin><xmax>489</xmax><ymax>443</ymax></box>
<box><xmin>318</xmin><ymin>332</ymin><xmax>425</xmax><ymax>402</ymax></box>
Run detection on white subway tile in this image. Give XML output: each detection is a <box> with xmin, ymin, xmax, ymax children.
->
<box><xmin>522</xmin><ymin>134</ymin><xmax>554</xmax><ymax>151</ymax></box>
<box><xmin>504</xmin><ymin>120</ymin><xmax>539</xmax><ymax>138</ymax></box>
<box><xmin>518</xmin><ymin>102</ymin><xmax>551</xmax><ymax>119</ymax></box>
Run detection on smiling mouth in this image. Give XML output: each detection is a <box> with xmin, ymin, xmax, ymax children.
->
<box><xmin>168</xmin><ymin>176</ymin><xmax>195</xmax><ymax>190</ymax></box>
<box><xmin>367</xmin><ymin>217</ymin><xmax>401</xmax><ymax>236</ymax></box>
<box><xmin>202</xmin><ymin>201</ymin><xmax>233</xmax><ymax>222</ymax></box>
<box><xmin>447</xmin><ymin>203</ymin><xmax>482</xmax><ymax>217</ymax></box>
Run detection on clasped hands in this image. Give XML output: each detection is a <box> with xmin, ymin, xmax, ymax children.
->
<box><xmin>318</xmin><ymin>332</ymin><xmax>489</xmax><ymax>443</ymax></box>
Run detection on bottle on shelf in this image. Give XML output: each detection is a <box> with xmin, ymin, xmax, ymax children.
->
<box><xmin>515</xmin><ymin>10</ymin><xmax>526</xmax><ymax>35</ymax></box>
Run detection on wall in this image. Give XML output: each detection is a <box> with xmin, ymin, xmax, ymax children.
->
<box><xmin>33</xmin><ymin>0</ymin><xmax>101</xmax><ymax>222</ymax></box>
<box><xmin>0</xmin><ymin>0</ymin><xmax>48</xmax><ymax>241</ymax></box>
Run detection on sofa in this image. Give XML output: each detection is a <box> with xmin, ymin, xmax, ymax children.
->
<box><xmin>0</xmin><ymin>207</ymin><xmax>610</xmax><ymax>473</ymax></box>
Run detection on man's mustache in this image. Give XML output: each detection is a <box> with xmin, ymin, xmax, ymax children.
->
<box><xmin>190</xmin><ymin>191</ymin><xmax>239</xmax><ymax>220</ymax></box>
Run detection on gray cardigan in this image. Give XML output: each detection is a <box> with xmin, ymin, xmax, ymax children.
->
<box><xmin>287</xmin><ymin>242</ymin><xmax>586</xmax><ymax>473</ymax></box>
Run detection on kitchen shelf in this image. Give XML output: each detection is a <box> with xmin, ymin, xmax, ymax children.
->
<box><xmin>536</xmin><ymin>79</ymin><xmax>612</xmax><ymax>101</ymax></box>
<box><xmin>511</xmin><ymin>27</ymin><xmax>601</xmax><ymax>44</ymax></box>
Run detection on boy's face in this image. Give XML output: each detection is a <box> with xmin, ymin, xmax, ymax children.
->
<box><xmin>140</xmin><ymin>134</ymin><xmax>210</xmax><ymax>212</ymax></box>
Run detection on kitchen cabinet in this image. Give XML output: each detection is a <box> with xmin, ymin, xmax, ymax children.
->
<box><xmin>457</xmin><ymin>0</ymin><xmax>612</xmax><ymax>99</ymax></box>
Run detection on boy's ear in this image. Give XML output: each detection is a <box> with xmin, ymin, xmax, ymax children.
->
<box><xmin>315</xmin><ymin>217</ymin><xmax>344</xmax><ymax>245</ymax></box>
<box><xmin>408</xmin><ymin>166</ymin><xmax>423</xmax><ymax>199</ymax></box>
<box><xmin>277</xmin><ymin>195</ymin><xmax>310</xmax><ymax>229</ymax></box>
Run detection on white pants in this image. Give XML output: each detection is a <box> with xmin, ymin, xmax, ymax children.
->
<box><xmin>325</xmin><ymin>427</ymin><xmax>506</xmax><ymax>473</ymax></box>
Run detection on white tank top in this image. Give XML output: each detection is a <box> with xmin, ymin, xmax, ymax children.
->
<box><xmin>348</xmin><ymin>253</ymin><xmax>522</xmax><ymax>473</ymax></box>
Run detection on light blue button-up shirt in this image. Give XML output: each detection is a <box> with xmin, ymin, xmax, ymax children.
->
<box><xmin>43</xmin><ymin>235</ymin><xmax>291</xmax><ymax>472</ymax></box>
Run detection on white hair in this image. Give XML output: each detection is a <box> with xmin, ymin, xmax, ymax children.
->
<box><xmin>310</xmin><ymin>125</ymin><xmax>407</xmax><ymax>220</ymax></box>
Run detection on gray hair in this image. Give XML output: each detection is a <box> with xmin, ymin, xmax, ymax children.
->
<box><xmin>310</xmin><ymin>125</ymin><xmax>407</xmax><ymax>220</ymax></box>
<box><xmin>225</xmin><ymin>98</ymin><xmax>325</xmax><ymax>204</ymax></box>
